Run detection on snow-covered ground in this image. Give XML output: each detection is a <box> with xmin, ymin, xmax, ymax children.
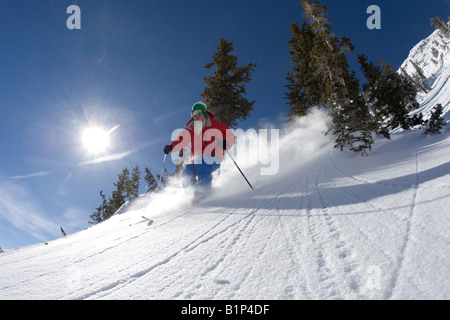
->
<box><xmin>0</xmin><ymin>109</ymin><xmax>448</xmax><ymax>299</ymax></box>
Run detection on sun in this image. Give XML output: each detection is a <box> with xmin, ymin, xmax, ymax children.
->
<box><xmin>82</xmin><ymin>126</ymin><xmax>111</xmax><ymax>154</ymax></box>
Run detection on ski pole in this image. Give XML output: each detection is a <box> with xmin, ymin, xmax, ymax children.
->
<box><xmin>226</xmin><ymin>149</ymin><xmax>254</xmax><ymax>190</ymax></box>
<box><xmin>157</xmin><ymin>154</ymin><xmax>167</xmax><ymax>191</ymax></box>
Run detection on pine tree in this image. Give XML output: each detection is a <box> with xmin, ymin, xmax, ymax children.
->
<box><xmin>89</xmin><ymin>205</ymin><xmax>102</xmax><ymax>225</ymax></box>
<box><xmin>408</xmin><ymin>112</ymin><xmax>425</xmax><ymax>127</ymax></box>
<box><xmin>424</xmin><ymin>104</ymin><xmax>446</xmax><ymax>135</ymax></box>
<box><xmin>89</xmin><ymin>190</ymin><xmax>113</xmax><ymax>224</ymax></box>
<box><xmin>430</xmin><ymin>17</ymin><xmax>450</xmax><ymax>37</ymax></box>
<box><xmin>201</xmin><ymin>37</ymin><xmax>257</xmax><ymax>128</ymax></box>
<box><xmin>109</xmin><ymin>167</ymin><xmax>130</xmax><ymax>214</ymax></box>
<box><xmin>285</xmin><ymin>21</ymin><xmax>322</xmax><ymax>118</ymax></box>
<box><xmin>144</xmin><ymin>167</ymin><xmax>158</xmax><ymax>193</ymax></box>
<box><xmin>89</xmin><ymin>165</ymin><xmax>153</xmax><ymax>224</ymax></box>
<box><xmin>411</xmin><ymin>61</ymin><xmax>432</xmax><ymax>93</ymax></box>
<box><xmin>130</xmin><ymin>165</ymin><xmax>141</xmax><ymax>199</ymax></box>
<box><xmin>399</xmin><ymin>67</ymin><xmax>430</xmax><ymax>94</ymax></box>
<box><xmin>286</xmin><ymin>0</ymin><xmax>374</xmax><ymax>155</ymax></box>
<box><xmin>358</xmin><ymin>55</ymin><xmax>419</xmax><ymax>139</ymax></box>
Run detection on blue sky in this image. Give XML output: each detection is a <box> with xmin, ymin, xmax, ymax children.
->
<box><xmin>0</xmin><ymin>0</ymin><xmax>448</xmax><ymax>249</ymax></box>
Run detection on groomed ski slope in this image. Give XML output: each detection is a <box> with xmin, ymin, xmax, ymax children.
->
<box><xmin>0</xmin><ymin>110</ymin><xmax>449</xmax><ymax>300</ymax></box>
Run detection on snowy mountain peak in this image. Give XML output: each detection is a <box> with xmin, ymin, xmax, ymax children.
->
<box><xmin>400</xmin><ymin>27</ymin><xmax>449</xmax><ymax>84</ymax></box>
<box><xmin>399</xmin><ymin>23</ymin><xmax>450</xmax><ymax>121</ymax></box>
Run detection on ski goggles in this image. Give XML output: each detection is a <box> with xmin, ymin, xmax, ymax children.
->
<box><xmin>191</xmin><ymin>110</ymin><xmax>204</xmax><ymax>118</ymax></box>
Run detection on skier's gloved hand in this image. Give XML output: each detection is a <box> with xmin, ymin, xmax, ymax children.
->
<box><xmin>164</xmin><ymin>144</ymin><xmax>174</xmax><ymax>154</ymax></box>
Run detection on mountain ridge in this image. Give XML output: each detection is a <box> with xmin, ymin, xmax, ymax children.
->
<box><xmin>399</xmin><ymin>23</ymin><xmax>450</xmax><ymax>122</ymax></box>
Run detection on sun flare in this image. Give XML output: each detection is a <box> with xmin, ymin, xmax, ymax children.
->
<box><xmin>82</xmin><ymin>126</ymin><xmax>111</xmax><ymax>154</ymax></box>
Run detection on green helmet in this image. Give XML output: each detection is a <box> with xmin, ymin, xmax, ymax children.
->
<box><xmin>191</xmin><ymin>101</ymin><xmax>207</xmax><ymax>118</ymax></box>
<box><xmin>191</xmin><ymin>101</ymin><xmax>207</xmax><ymax>112</ymax></box>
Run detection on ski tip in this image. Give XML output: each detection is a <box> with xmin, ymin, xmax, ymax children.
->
<box><xmin>141</xmin><ymin>216</ymin><xmax>154</xmax><ymax>223</ymax></box>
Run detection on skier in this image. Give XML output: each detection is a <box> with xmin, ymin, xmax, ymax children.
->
<box><xmin>164</xmin><ymin>102</ymin><xmax>235</xmax><ymax>198</ymax></box>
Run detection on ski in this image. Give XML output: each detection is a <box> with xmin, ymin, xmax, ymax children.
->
<box><xmin>141</xmin><ymin>216</ymin><xmax>154</xmax><ymax>224</ymax></box>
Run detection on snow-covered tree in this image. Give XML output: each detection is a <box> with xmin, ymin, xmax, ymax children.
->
<box><xmin>424</xmin><ymin>104</ymin><xmax>446</xmax><ymax>135</ymax></box>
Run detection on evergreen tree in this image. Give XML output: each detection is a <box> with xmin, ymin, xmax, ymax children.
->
<box><xmin>89</xmin><ymin>190</ymin><xmax>113</xmax><ymax>224</ymax></box>
<box><xmin>144</xmin><ymin>167</ymin><xmax>158</xmax><ymax>193</ymax></box>
<box><xmin>89</xmin><ymin>163</ymin><xmax>179</xmax><ymax>224</ymax></box>
<box><xmin>89</xmin><ymin>204</ymin><xmax>102</xmax><ymax>225</ymax></box>
<box><xmin>424</xmin><ymin>104</ymin><xmax>446</xmax><ymax>135</ymax></box>
<box><xmin>89</xmin><ymin>165</ymin><xmax>159</xmax><ymax>224</ymax></box>
<box><xmin>399</xmin><ymin>67</ymin><xmax>430</xmax><ymax>94</ymax></box>
<box><xmin>430</xmin><ymin>16</ymin><xmax>450</xmax><ymax>37</ymax></box>
<box><xmin>109</xmin><ymin>167</ymin><xmax>130</xmax><ymax>214</ymax></box>
<box><xmin>130</xmin><ymin>165</ymin><xmax>141</xmax><ymax>199</ymax></box>
<box><xmin>411</xmin><ymin>61</ymin><xmax>432</xmax><ymax>93</ymax></box>
<box><xmin>358</xmin><ymin>55</ymin><xmax>419</xmax><ymax>139</ymax></box>
<box><xmin>201</xmin><ymin>37</ymin><xmax>257</xmax><ymax>128</ymax></box>
<box><xmin>286</xmin><ymin>0</ymin><xmax>374</xmax><ymax>155</ymax></box>
<box><xmin>408</xmin><ymin>112</ymin><xmax>425</xmax><ymax>127</ymax></box>
<box><xmin>285</xmin><ymin>21</ymin><xmax>322</xmax><ymax>118</ymax></box>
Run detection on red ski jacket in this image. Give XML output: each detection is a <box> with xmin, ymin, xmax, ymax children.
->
<box><xmin>170</xmin><ymin>111</ymin><xmax>235</xmax><ymax>161</ymax></box>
